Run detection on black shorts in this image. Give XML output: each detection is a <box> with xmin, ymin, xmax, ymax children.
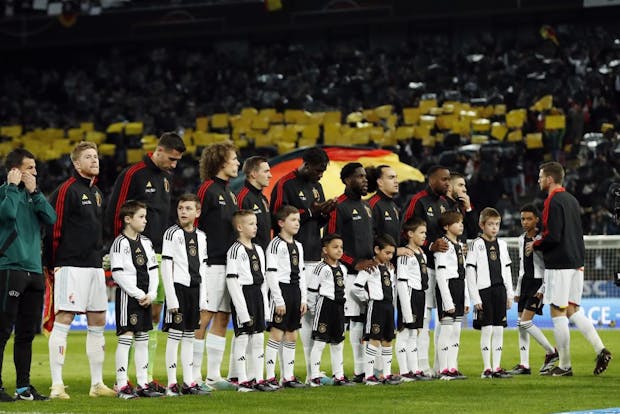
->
<box><xmin>473</xmin><ymin>284</ymin><xmax>507</xmax><ymax>329</ymax></box>
<box><xmin>436</xmin><ymin>278</ymin><xmax>465</xmax><ymax>320</ymax></box>
<box><xmin>268</xmin><ymin>282</ymin><xmax>301</xmax><ymax>332</ymax></box>
<box><xmin>312</xmin><ymin>296</ymin><xmax>345</xmax><ymax>344</ymax></box>
<box><xmin>162</xmin><ymin>284</ymin><xmax>200</xmax><ymax>332</ymax></box>
<box><xmin>231</xmin><ymin>284</ymin><xmax>266</xmax><ymax>336</ymax></box>
<box><xmin>397</xmin><ymin>288</ymin><xmax>425</xmax><ymax>331</ymax></box>
<box><xmin>348</xmin><ymin>314</ymin><xmax>366</xmax><ymax>324</ymax></box>
<box><xmin>518</xmin><ymin>278</ymin><xmax>544</xmax><ymax>315</ymax></box>
<box><xmin>365</xmin><ymin>300</ymin><xmax>395</xmax><ymax>341</ymax></box>
<box><xmin>115</xmin><ymin>288</ymin><xmax>152</xmax><ymax>335</ymax></box>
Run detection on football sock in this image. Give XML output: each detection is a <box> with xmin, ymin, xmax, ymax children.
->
<box><xmin>330</xmin><ymin>342</ymin><xmax>345</xmax><ymax>379</ymax></box>
<box><xmin>395</xmin><ymin>330</ymin><xmax>410</xmax><ymax>375</ymax></box>
<box><xmin>310</xmin><ymin>340</ymin><xmax>326</xmax><ymax>380</ymax></box>
<box><xmin>134</xmin><ymin>332</ymin><xmax>149</xmax><ymax>387</ymax></box>
<box><xmin>492</xmin><ymin>326</ymin><xmax>504</xmax><ymax>371</ymax></box>
<box><xmin>300</xmin><ymin>314</ymin><xmax>314</xmax><ymax>380</ymax></box>
<box><xmin>166</xmin><ymin>329</ymin><xmax>181</xmax><ymax>386</ymax></box>
<box><xmin>148</xmin><ymin>328</ymin><xmax>158</xmax><ymax>381</ymax></box>
<box><xmin>364</xmin><ymin>343</ymin><xmax>378</xmax><ymax>379</ymax></box>
<box><xmin>250</xmin><ymin>333</ymin><xmax>265</xmax><ymax>382</ymax></box>
<box><xmin>382</xmin><ymin>346</ymin><xmax>393</xmax><ymax>377</ymax></box>
<box><xmin>438</xmin><ymin>320</ymin><xmax>453</xmax><ymax>373</ymax></box>
<box><xmin>349</xmin><ymin>321</ymin><xmax>364</xmax><ymax>376</ymax></box>
<box><xmin>569</xmin><ymin>310</ymin><xmax>605</xmax><ymax>354</ymax></box>
<box><xmin>205</xmin><ymin>333</ymin><xmax>226</xmax><ymax>381</ymax></box>
<box><xmin>522</xmin><ymin>319</ymin><xmax>555</xmax><ymax>355</ymax></box>
<box><xmin>116</xmin><ymin>335</ymin><xmax>132</xmax><ymax>388</ymax></box>
<box><xmin>193</xmin><ymin>338</ymin><xmax>205</xmax><ymax>383</ymax></box>
<box><xmin>265</xmin><ymin>338</ymin><xmax>280</xmax><ymax>379</ymax></box>
<box><xmin>87</xmin><ymin>325</ymin><xmax>105</xmax><ymax>386</ymax></box>
<box><xmin>417</xmin><ymin>313</ymin><xmax>430</xmax><ymax>373</ymax></box>
<box><xmin>407</xmin><ymin>329</ymin><xmax>419</xmax><ymax>374</ymax></box>
<box><xmin>517</xmin><ymin>319</ymin><xmax>530</xmax><ymax>367</ymax></box>
<box><xmin>552</xmin><ymin>316</ymin><xmax>571</xmax><ymax>369</ymax></box>
<box><xmin>181</xmin><ymin>331</ymin><xmax>194</xmax><ymax>386</ymax></box>
<box><xmin>231</xmin><ymin>334</ymin><xmax>249</xmax><ymax>384</ymax></box>
<box><xmin>480</xmin><ymin>325</ymin><xmax>492</xmax><ymax>371</ymax></box>
<box><xmin>282</xmin><ymin>341</ymin><xmax>296</xmax><ymax>381</ymax></box>
<box><xmin>49</xmin><ymin>322</ymin><xmax>70</xmax><ymax>385</ymax></box>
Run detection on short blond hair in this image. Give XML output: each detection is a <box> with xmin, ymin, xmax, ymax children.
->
<box><xmin>479</xmin><ymin>207</ymin><xmax>501</xmax><ymax>225</ymax></box>
<box><xmin>70</xmin><ymin>141</ymin><xmax>98</xmax><ymax>162</ymax></box>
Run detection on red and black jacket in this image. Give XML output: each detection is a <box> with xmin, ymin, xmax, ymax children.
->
<box><xmin>197</xmin><ymin>176</ymin><xmax>238</xmax><ymax>265</ymax></box>
<box><xmin>270</xmin><ymin>169</ymin><xmax>327</xmax><ymax>262</ymax></box>
<box><xmin>401</xmin><ymin>186</ymin><xmax>450</xmax><ymax>268</ymax></box>
<box><xmin>105</xmin><ymin>154</ymin><xmax>172</xmax><ymax>253</ymax></box>
<box><xmin>45</xmin><ymin>172</ymin><xmax>103</xmax><ymax>268</ymax></box>
<box><xmin>533</xmin><ymin>187</ymin><xmax>585</xmax><ymax>269</ymax></box>
<box><xmin>236</xmin><ymin>180</ymin><xmax>271</xmax><ymax>251</ymax></box>
<box><xmin>327</xmin><ymin>190</ymin><xmax>374</xmax><ymax>273</ymax></box>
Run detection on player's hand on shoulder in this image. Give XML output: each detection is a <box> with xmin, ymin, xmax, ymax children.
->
<box><xmin>355</xmin><ymin>259</ymin><xmax>376</xmax><ymax>272</ymax></box>
<box><xmin>430</xmin><ymin>238</ymin><xmax>449</xmax><ymax>253</ymax></box>
<box><xmin>396</xmin><ymin>247</ymin><xmax>414</xmax><ymax>257</ymax></box>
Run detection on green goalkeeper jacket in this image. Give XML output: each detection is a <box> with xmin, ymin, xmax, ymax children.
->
<box><xmin>0</xmin><ymin>182</ymin><xmax>56</xmax><ymax>273</ymax></box>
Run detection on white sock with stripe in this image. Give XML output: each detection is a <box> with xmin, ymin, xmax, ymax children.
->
<box><xmin>87</xmin><ymin>325</ymin><xmax>106</xmax><ymax>386</ymax></box>
<box><xmin>116</xmin><ymin>335</ymin><xmax>132</xmax><ymax>388</ymax></box>
<box><xmin>552</xmin><ymin>316</ymin><xmax>571</xmax><ymax>369</ymax></box>
<box><xmin>134</xmin><ymin>332</ymin><xmax>149</xmax><ymax>387</ymax></box>
<box><xmin>49</xmin><ymin>322</ymin><xmax>70</xmax><ymax>385</ymax></box>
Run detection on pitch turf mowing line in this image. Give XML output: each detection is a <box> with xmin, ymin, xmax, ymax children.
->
<box><xmin>0</xmin><ymin>329</ymin><xmax>618</xmax><ymax>413</ymax></box>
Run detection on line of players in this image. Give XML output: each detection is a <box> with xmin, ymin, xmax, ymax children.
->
<box><xmin>41</xmin><ymin>137</ymin><xmax>611</xmax><ymax>400</ymax></box>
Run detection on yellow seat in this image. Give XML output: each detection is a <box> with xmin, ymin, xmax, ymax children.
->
<box><xmin>193</xmin><ymin>131</ymin><xmax>213</xmax><ymax>147</ymax></box>
<box><xmin>346</xmin><ymin>112</ymin><xmax>363</xmax><ymax>124</ymax></box>
<box><xmin>252</xmin><ymin>117</ymin><xmax>270</xmax><ymax>130</ymax></box>
<box><xmin>402</xmin><ymin>107</ymin><xmax>420</xmax><ymax>125</ymax></box>
<box><xmin>233</xmin><ymin>138</ymin><xmax>249</xmax><ymax>149</ymax></box>
<box><xmin>284</xmin><ymin>110</ymin><xmax>304</xmax><ymax>124</ymax></box>
<box><xmin>302</xmin><ymin>124</ymin><xmax>320</xmax><ymax>141</ymax></box>
<box><xmin>419</xmin><ymin>99</ymin><xmax>437</xmax><ymax>115</ymax></box>
<box><xmin>298</xmin><ymin>137</ymin><xmax>317</xmax><ymax>147</ymax></box>
<box><xmin>254</xmin><ymin>133</ymin><xmax>272</xmax><ymax>148</ymax></box>
<box><xmin>240</xmin><ymin>107</ymin><xmax>258</xmax><ymax>118</ymax></box>
<box><xmin>413</xmin><ymin>125</ymin><xmax>431</xmax><ymax>140</ymax></box>
<box><xmin>374</xmin><ymin>105</ymin><xmax>393</xmax><ymax>119</ymax></box>
<box><xmin>323</xmin><ymin>111</ymin><xmax>342</xmax><ymax>124</ymax></box>
<box><xmin>494</xmin><ymin>104</ymin><xmax>507</xmax><ymax>116</ymax></box>
<box><xmin>395</xmin><ymin>126</ymin><xmax>414</xmax><ymax>141</ymax></box>
<box><xmin>53</xmin><ymin>139</ymin><xmax>74</xmax><ymax>155</ymax></box>
<box><xmin>142</xmin><ymin>143</ymin><xmax>157</xmax><ymax>152</ymax></box>
<box><xmin>471</xmin><ymin>135</ymin><xmax>489</xmax><ymax>144</ymax></box>
<box><xmin>436</xmin><ymin>115</ymin><xmax>457</xmax><ymax>131</ymax></box>
<box><xmin>1</xmin><ymin>125</ymin><xmax>23</xmax><ymax>138</ymax></box>
<box><xmin>419</xmin><ymin>115</ymin><xmax>436</xmax><ymax>129</ymax></box>
<box><xmin>86</xmin><ymin>131</ymin><xmax>105</xmax><ymax>144</ymax></box>
<box><xmin>107</xmin><ymin>123</ymin><xmax>124</xmax><ymax>134</ymax></box>
<box><xmin>99</xmin><ymin>143</ymin><xmax>116</xmax><ymax>157</ymax></box>
<box><xmin>506</xmin><ymin>109</ymin><xmax>526</xmax><ymax>129</ymax></box>
<box><xmin>545</xmin><ymin>115</ymin><xmax>566</xmax><ymax>130</ymax></box>
<box><xmin>526</xmin><ymin>133</ymin><xmax>544</xmax><ymax>149</ymax></box>
<box><xmin>67</xmin><ymin>128</ymin><xmax>84</xmax><ymax>141</ymax></box>
<box><xmin>471</xmin><ymin>118</ymin><xmax>491</xmax><ymax>132</ymax></box>
<box><xmin>277</xmin><ymin>141</ymin><xmax>296</xmax><ymax>155</ymax></box>
<box><xmin>126</xmin><ymin>149</ymin><xmax>144</xmax><ymax>164</ymax></box>
<box><xmin>211</xmin><ymin>114</ymin><xmax>229</xmax><ymax>130</ymax></box>
<box><xmin>530</xmin><ymin>95</ymin><xmax>553</xmax><ymax>112</ymax></box>
<box><xmin>196</xmin><ymin>117</ymin><xmax>209</xmax><ymax>132</ymax></box>
<box><xmin>507</xmin><ymin>129</ymin><xmax>523</xmax><ymax>142</ymax></box>
<box><xmin>80</xmin><ymin>122</ymin><xmax>94</xmax><ymax>132</ymax></box>
<box><xmin>323</xmin><ymin>123</ymin><xmax>341</xmax><ymax>145</ymax></box>
<box><xmin>363</xmin><ymin>109</ymin><xmax>380</xmax><ymax>123</ymax></box>
<box><xmin>282</xmin><ymin>126</ymin><xmax>298</xmax><ymax>143</ymax></box>
<box><xmin>141</xmin><ymin>135</ymin><xmax>158</xmax><ymax>145</ymax></box>
<box><xmin>491</xmin><ymin>123</ymin><xmax>508</xmax><ymax>141</ymax></box>
<box><xmin>351</xmin><ymin>127</ymin><xmax>370</xmax><ymax>146</ymax></box>
<box><xmin>125</xmin><ymin>122</ymin><xmax>143</xmax><ymax>136</ymax></box>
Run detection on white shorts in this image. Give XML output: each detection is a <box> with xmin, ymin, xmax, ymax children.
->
<box><xmin>545</xmin><ymin>268</ymin><xmax>584</xmax><ymax>308</ymax></box>
<box><xmin>54</xmin><ymin>266</ymin><xmax>108</xmax><ymax>313</ymax></box>
<box><xmin>205</xmin><ymin>264</ymin><xmax>231</xmax><ymax>313</ymax></box>
<box><xmin>425</xmin><ymin>269</ymin><xmax>437</xmax><ymax>309</ymax></box>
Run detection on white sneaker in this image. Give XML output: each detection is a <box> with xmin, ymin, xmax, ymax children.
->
<box><xmin>50</xmin><ymin>384</ymin><xmax>70</xmax><ymax>400</ymax></box>
<box><xmin>89</xmin><ymin>382</ymin><xmax>116</xmax><ymax>397</ymax></box>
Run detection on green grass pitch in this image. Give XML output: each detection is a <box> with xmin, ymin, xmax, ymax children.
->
<box><xmin>0</xmin><ymin>329</ymin><xmax>618</xmax><ymax>413</ymax></box>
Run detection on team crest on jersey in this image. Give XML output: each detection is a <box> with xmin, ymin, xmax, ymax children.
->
<box><xmin>274</xmin><ymin>314</ymin><xmax>283</xmax><ymax>323</ymax></box>
<box><xmin>188</xmin><ymin>246</ymin><xmax>197</xmax><ymax>257</ymax></box>
<box><xmin>136</xmin><ymin>254</ymin><xmax>145</xmax><ymax>266</ymax></box>
<box><xmin>426</xmin><ymin>206</ymin><xmax>434</xmax><ymax>217</ymax></box>
<box><xmin>251</xmin><ymin>255</ymin><xmax>260</xmax><ymax>272</ymax></box>
<box><xmin>318</xmin><ymin>323</ymin><xmax>327</xmax><ymax>334</ymax></box>
<box><xmin>364</xmin><ymin>205</ymin><xmax>372</xmax><ymax>218</ymax></box>
<box><xmin>371</xmin><ymin>324</ymin><xmax>381</xmax><ymax>334</ymax></box>
<box><xmin>129</xmin><ymin>314</ymin><xmax>138</xmax><ymax>326</ymax></box>
<box><xmin>421</xmin><ymin>263</ymin><xmax>427</xmax><ymax>273</ymax></box>
<box><xmin>164</xmin><ymin>177</ymin><xmax>170</xmax><ymax>192</ymax></box>
<box><xmin>383</xmin><ymin>276</ymin><xmax>391</xmax><ymax>287</ymax></box>
<box><xmin>489</xmin><ymin>246</ymin><xmax>498</xmax><ymax>261</ymax></box>
<box><xmin>298</xmin><ymin>190</ymin><xmax>307</xmax><ymax>201</ymax></box>
<box><xmin>173</xmin><ymin>313</ymin><xmax>183</xmax><ymax>324</ymax></box>
<box><xmin>336</xmin><ymin>276</ymin><xmax>344</xmax><ymax>287</ymax></box>
<box><xmin>312</xmin><ymin>188</ymin><xmax>320</xmax><ymax>200</ymax></box>
<box><xmin>145</xmin><ymin>181</ymin><xmax>156</xmax><ymax>194</ymax></box>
